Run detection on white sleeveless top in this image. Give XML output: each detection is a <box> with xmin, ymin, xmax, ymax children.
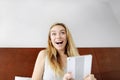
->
<box><xmin>43</xmin><ymin>56</ymin><xmax>67</xmax><ymax>80</ymax></box>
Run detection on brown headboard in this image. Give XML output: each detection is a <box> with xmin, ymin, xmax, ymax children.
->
<box><xmin>0</xmin><ymin>48</ymin><xmax>120</xmax><ymax>80</ymax></box>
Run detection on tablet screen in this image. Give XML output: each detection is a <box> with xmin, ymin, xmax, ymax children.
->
<box><xmin>67</xmin><ymin>54</ymin><xmax>92</xmax><ymax>80</ymax></box>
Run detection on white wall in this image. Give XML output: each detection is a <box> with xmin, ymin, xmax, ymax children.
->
<box><xmin>0</xmin><ymin>0</ymin><xmax>120</xmax><ymax>47</ymax></box>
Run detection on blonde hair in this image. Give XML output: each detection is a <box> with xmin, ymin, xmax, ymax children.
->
<box><xmin>46</xmin><ymin>23</ymin><xmax>79</xmax><ymax>76</ymax></box>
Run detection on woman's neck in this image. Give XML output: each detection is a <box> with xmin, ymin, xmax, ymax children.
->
<box><xmin>57</xmin><ymin>50</ymin><xmax>65</xmax><ymax>56</ymax></box>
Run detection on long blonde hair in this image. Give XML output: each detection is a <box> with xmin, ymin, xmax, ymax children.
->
<box><xmin>46</xmin><ymin>23</ymin><xmax>79</xmax><ymax>76</ymax></box>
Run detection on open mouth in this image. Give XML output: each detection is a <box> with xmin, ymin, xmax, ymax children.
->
<box><xmin>56</xmin><ymin>41</ymin><xmax>63</xmax><ymax>45</ymax></box>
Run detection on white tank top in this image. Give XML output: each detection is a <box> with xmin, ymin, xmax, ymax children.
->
<box><xmin>43</xmin><ymin>56</ymin><xmax>66</xmax><ymax>80</ymax></box>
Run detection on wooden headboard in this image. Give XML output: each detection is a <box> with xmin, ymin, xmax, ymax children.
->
<box><xmin>0</xmin><ymin>48</ymin><xmax>120</xmax><ymax>80</ymax></box>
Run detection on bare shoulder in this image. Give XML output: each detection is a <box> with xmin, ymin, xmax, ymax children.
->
<box><xmin>32</xmin><ymin>49</ymin><xmax>47</xmax><ymax>80</ymax></box>
<box><xmin>37</xmin><ymin>49</ymin><xmax>47</xmax><ymax>59</ymax></box>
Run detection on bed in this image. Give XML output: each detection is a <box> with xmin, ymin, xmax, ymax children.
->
<box><xmin>0</xmin><ymin>48</ymin><xmax>120</xmax><ymax>80</ymax></box>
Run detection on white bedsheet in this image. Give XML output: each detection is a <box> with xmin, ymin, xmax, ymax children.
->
<box><xmin>15</xmin><ymin>76</ymin><xmax>32</xmax><ymax>80</ymax></box>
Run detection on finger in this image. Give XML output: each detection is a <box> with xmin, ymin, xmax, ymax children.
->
<box><xmin>84</xmin><ymin>74</ymin><xmax>90</xmax><ymax>79</ymax></box>
<box><xmin>67</xmin><ymin>72</ymin><xmax>74</xmax><ymax>80</ymax></box>
<box><xmin>84</xmin><ymin>74</ymin><xmax>96</xmax><ymax>80</ymax></box>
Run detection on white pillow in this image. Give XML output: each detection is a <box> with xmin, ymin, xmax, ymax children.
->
<box><xmin>15</xmin><ymin>76</ymin><xmax>32</xmax><ymax>80</ymax></box>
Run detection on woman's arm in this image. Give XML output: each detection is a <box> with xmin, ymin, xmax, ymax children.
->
<box><xmin>32</xmin><ymin>50</ymin><xmax>46</xmax><ymax>80</ymax></box>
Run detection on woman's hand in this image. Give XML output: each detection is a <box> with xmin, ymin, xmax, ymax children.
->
<box><xmin>63</xmin><ymin>72</ymin><xmax>74</xmax><ymax>80</ymax></box>
<box><xmin>84</xmin><ymin>74</ymin><xmax>96</xmax><ymax>80</ymax></box>
<box><xmin>63</xmin><ymin>73</ymin><xmax>96</xmax><ymax>80</ymax></box>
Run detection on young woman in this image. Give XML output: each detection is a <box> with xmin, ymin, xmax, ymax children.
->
<box><xmin>32</xmin><ymin>23</ymin><xmax>96</xmax><ymax>80</ymax></box>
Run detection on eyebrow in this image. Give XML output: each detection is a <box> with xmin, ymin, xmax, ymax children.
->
<box><xmin>60</xmin><ymin>29</ymin><xmax>65</xmax><ymax>31</ymax></box>
<box><xmin>51</xmin><ymin>29</ymin><xmax>65</xmax><ymax>32</ymax></box>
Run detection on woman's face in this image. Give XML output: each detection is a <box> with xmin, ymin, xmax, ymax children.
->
<box><xmin>50</xmin><ymin>25</ymin><xmax>67</xmax><ymax>51</ymax></box>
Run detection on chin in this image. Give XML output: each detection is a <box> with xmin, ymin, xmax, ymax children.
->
<box><xmin>56</xmin><ymin>47</ymin><xmax>64</xmax><ymax>51</ymax></box>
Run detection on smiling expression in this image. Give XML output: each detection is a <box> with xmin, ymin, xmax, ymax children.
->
<box><xmin>50</xmin><ymin>25</ymin><xmax>67</xmax><ymax>51</ymax></box>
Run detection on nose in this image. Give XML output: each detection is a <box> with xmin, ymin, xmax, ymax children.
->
<box><xmin>56</xmin><ymin>33</ymin><xmax>61</xmax><ymax>38</ymax></box>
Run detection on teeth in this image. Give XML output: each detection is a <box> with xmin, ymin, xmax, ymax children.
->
<box><xmin>56</xmin><ymin>42</ymin><xmax>63</xmax><ymax>44</ymax></box>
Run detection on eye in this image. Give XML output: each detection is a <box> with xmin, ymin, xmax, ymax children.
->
<box><xmin>51</xmin><ymin>32</ymin><xmax>56</xmax><ymax>36</ymax></box>
<box><xmin>61</xmin><ymin>31</ymin><xmax>65</xmax><ymax>35</ymax></box>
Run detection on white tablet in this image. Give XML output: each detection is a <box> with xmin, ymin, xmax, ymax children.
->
<box><xmin>67</xmin><ymin>54</ymin><xmax>92</xmax><ymax>80</ymax></box>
